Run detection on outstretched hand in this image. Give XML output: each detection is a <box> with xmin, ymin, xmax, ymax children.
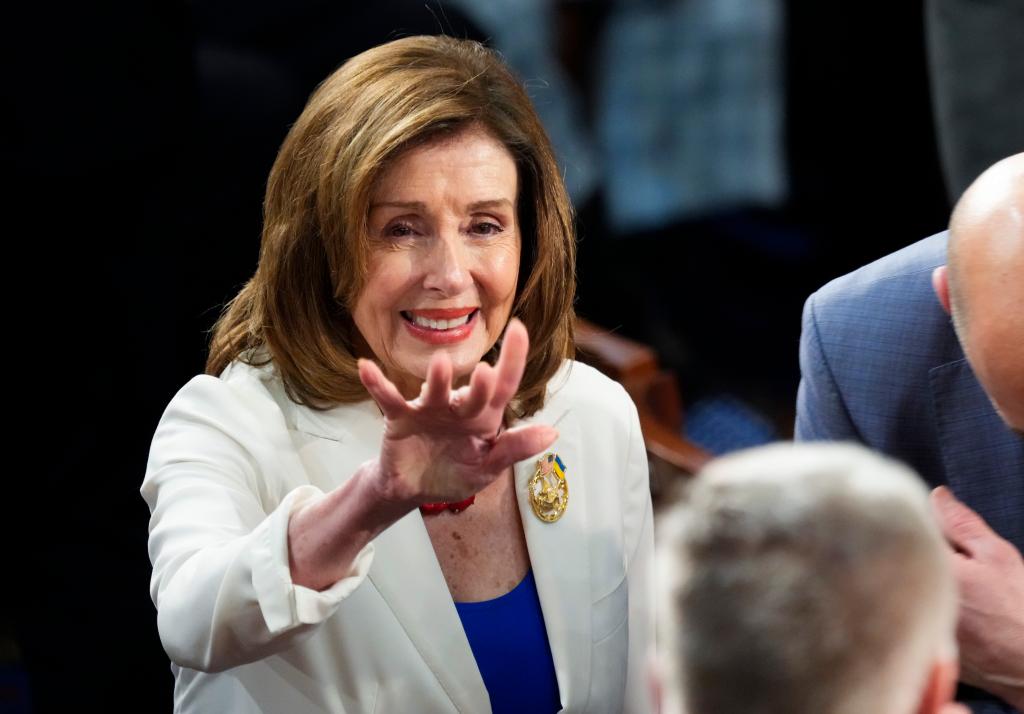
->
<box><xmin>358</xmin><ymin>318</ymin><xmax>557</xmax><ymax>509</ymax></box>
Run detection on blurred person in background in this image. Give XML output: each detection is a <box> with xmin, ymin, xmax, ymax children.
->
<box><xmin>925</xmin><ymin>0</ymin><xmax>1024</xmax><ymax>201</ymax></box>
<box><xmin>654</xmin><ymin>442</ymin><xmax>967</xmax><ymax>714</ymax></box>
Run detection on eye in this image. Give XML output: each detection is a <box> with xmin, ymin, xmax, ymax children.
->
<box><xmin>385</xmin><ymin>222</ymin><xmax>417</xmax><ymax>238</ymax></box>
<box><xmin>471</xmin><ymin>221</ymin><xmax>504</xmax><ymax>237</ymax></box>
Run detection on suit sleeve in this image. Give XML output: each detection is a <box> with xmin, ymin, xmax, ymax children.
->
<box><xmin>621</xmin><ymin>392</ymin><xmax>656</xmax><ymax>714</ymax></box>
<box><xmin>141</xmin><ymin>375</ymin><xmax>374</xmax><ymax>673</ymax></box>
<box><xmin>795</xmin><ymin>292</ymin><xmax>862</xmax><ymax>442</ymax></box>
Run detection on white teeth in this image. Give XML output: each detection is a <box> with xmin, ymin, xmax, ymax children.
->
<box><xmin>410</xmin><ymin>313</ymin><xmax>473</xmax><ymax>330</ymax></box>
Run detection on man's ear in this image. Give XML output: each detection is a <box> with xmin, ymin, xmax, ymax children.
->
<box><xmin>932</xmin><ymin>266</ymin><xmax>952</xmax><ymax>315</ymax></box>
<box><xmin>916</xmin><ymin>658</ymin><xmax>959</xmax><ymax>714</ymax></box>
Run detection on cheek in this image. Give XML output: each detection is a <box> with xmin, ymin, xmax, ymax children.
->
<box><xmin>366</xmin><ymin>258</ymin><xmax>415</xmax><ymax>312</ymax></box>
<box><xmin>354</xmin><ymin>257</ymin><xmax>414</xmax><ymax>334</ymax></box>
<box><xmin>482</xmin><ymin>244</ymin><xmax>521</xmax><ymax>303</ymax></box>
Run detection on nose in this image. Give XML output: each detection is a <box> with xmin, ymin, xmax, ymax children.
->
<box><xmin>422</xmin><ymin>232</ymin><xmax>473</xmax><ymax>296</ymax></box>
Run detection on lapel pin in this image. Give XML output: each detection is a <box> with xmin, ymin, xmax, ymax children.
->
<box><xmin>528</xmin><ymin>452</ymin><xmax>568</xmax><ymax>523</ymax></box>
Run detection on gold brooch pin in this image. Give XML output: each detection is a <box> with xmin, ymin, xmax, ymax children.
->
<box><xmin>528</xmin><ymin>453</ymin><xmax>568</xmax><ymax>523</ymax></box>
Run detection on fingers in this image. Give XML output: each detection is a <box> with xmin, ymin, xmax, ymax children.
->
<box><xmin>484</xmin><ymin>424</ymin><xmax>558</xmax><ymax>471</ymax></box>
<box><xmin>490</xmin><ymin>318</ymin><xmax>529</xmax><ymax>410</ymax></box>
<box><xmin>931</xmin><ymin>486</ymin><xmax>1000</xmax><ymax>559</ymax></box>
<box><xmin>421</xmin><ymin>350</ymin><xmax>453</xmax><ymax>408</ymax></box>
<box><xmin>453</xmin><ymin>362</ymin><xmax>496</xmax><ymax>418</ymax></box>
<box><xmin>358</xmin><ymin>359</ymin><xmax>409</xmax><ymax>419</ymax></box>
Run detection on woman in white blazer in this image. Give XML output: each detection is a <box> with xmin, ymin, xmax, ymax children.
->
<box><xmin>143</xmin><ymin>36</ymin><xmax>653</xmax><ymax>714</ymax></box>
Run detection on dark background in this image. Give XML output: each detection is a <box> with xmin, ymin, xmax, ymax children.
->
<box><xmin>7</xmin><ymin>0</ymin><xmax>1018</xmax><ymax>711</ymax></box>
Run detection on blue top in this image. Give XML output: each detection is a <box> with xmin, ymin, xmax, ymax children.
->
<box><xmin>455</xmin><ymin>570</ymin><xmax>561</xmax><ymax>714</ymax></box>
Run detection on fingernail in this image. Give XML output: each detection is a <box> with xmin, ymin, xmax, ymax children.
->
<box><xmin>931</xmin><ymin>486</ymin><xmax>957</xmax><ymax>514</ymax></box>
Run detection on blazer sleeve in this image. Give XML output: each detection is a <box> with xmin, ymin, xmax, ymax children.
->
<box><xmin>141</xmin><ymin>375</ymin><xmax>374</xmax><ymax>673</ymax></box>
<box><xmin>622</xmin><ymin>394</ymin><xmax>656</xmax><ymax>714</ymax></box>
<box><xmin>795</xmin><ymin>291</ymin><xmax>862</xmax><ymax>443</ymax></box>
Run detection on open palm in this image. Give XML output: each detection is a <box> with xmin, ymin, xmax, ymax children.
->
<box><xmin>358</xmin><ymin>319</ymin><xmax>557</xmax><ymax>506</ymax></box>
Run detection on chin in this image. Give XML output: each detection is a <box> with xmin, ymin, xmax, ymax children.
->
<box><xmin>440</xmin><ymin>338</ymin><xmax>491</xmax><ymax>372</ymax></box>
<box><xmin>389</xmin><ymin>341</ymin><xmax>491</xmax><ymax>390</ymax></box>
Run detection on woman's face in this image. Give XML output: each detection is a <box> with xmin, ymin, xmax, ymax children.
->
<box><xmin>353</xmin><ymin>127</ymin><xmax>522</xmax><ymax>398</ymax></box>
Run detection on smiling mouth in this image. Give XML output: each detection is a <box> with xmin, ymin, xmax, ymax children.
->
<box><xmin>401</xmin><ymin>308</ymin><xmax>479</xmax><ymax>331</ymax></box>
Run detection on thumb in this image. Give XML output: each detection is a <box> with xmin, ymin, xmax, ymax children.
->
<box><xmin>930</xmin><ymin>486</ymin><xmax>998</xmax><ymax>558</ymax></box>
<box><xmin>484</xmin><ymin>425</ymin><xmax>558</xmax><ymax>471</ymax></box>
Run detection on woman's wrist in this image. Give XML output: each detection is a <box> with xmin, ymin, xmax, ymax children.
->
<box><xmin>287</xmin><ymin>460</ymin><xmax>416</xmax><ymax>590</ymax></box>
<box><xmin>349</xmin><ymin>459</ymin><xmax>419</xmax><ymax>526</ymax></box>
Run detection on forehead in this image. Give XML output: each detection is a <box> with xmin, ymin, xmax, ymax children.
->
<box><xmin>371</xmin><ymin>127</ymin><xmax>519</xmax><ymax>204</ymax></box>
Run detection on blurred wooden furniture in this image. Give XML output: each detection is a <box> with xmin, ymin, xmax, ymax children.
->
<box><xmin>575</xmin><ymin>318</ymin><xmax>711</xmax><ymax>479</ymax></box>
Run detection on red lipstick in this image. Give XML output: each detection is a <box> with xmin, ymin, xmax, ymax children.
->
<box><xmin>402</xmin><ymin>308</ymin><xmax>479</xmax><ymax>345</ymax></box>
<box><xmin>407</xmin><ymin>307</ymin><xmax>477</xmax><ymax>320</ymax></box>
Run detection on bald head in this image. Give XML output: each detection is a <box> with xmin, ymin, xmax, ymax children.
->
<box><xmin>944</xmin><ymin>152</ymin><xmax>1024</xmax><ymax>432</ymax></box>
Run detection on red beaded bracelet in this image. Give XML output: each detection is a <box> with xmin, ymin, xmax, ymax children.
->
<box><xmin>419</xmin><ymin>495</ymin><xmax>476</xmax><ymax>515</ymax></box>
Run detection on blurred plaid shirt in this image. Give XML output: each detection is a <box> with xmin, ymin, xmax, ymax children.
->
<box><xmin>597</xmin><ymin>0</ymin><xmax>787</xmax><ymax>233</ymax></box>
<box><xmin>452</xmin><ymin>0</ymin><xmax>601</xmax><ymax>205</ymax></box>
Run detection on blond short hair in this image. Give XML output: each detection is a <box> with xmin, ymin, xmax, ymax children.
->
<box><xmin>657</xmin><ymin>443</ymin><xmax>956</xmax><ymax>714</ymax></box>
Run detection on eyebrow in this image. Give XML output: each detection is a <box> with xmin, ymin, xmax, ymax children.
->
<box><xmin>369</xmin><ymin>199</ymin><xmax>514</xmax><ymax>212</ymax></box>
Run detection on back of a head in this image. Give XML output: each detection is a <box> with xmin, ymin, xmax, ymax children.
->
<box><xmin>946</xmin><ymin>152</ymin><xmax>1024</xmax><ymax>431</ymax></box>
<box><xmin>656</xmin><ymin>443</ymin><xmax>956</xmax><ymax>714</ymax></box>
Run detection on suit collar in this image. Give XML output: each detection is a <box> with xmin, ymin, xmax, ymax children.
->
<box><xmin>364</xmin><ymin>387</ymin><xmax>582</xmax><ymax>714</ymax></box>
<box><xmin>513</xmin><ymin>406</ymin><xmax>589</xmax><ymax>712</ymax></box>
<box><xmin>292</xmin><ymin>407</ymin><xmax>491</xmax><ymax>713</ymax></box>
<box><xmin>930</xmin><ymin>358</ymin><xmax>1024</xmax><ymax>545</ymax></box>
<box><xmin>287</xmin><ymin>361</ymin><xmax>582</xmax><ymax>712</ymax></box>
<box><xmin>367</xmin><ymin>513</ymin><xmax>492</xmax><ymax>713</ymax></box>
<box><xmin>290</xmin><ymin>398</ymin><xmax>383</xmax><ymax>442</ymax></box>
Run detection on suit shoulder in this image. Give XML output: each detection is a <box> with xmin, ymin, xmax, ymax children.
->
<box><xmin>544</xmin><ymin>360</ymin><xmax>636</xmax><ymax>420</ymax></box>
<box><xmin>810</xmin><ymin>231</ymin><xmax>948</xmax><ymax>311</ymax></box>
<box><xmin>800</xmin><ymin>231</ymin><xmax>960</xmax><ymax>382</ymax></box>
<box><xmin>160</xmin><ymin>361</ymin><xmax>292</xmax><ymax>441</ymax></box>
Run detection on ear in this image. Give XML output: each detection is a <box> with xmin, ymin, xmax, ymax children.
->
<box><xmin>932</xmin><ymin>266</ymin><xmax>952</xmax><ymax>315</ymax></box>
<box><xmin>916</xmin><ymin>658</ymin><xmax>959</xmax><ymax>714</ymax></box>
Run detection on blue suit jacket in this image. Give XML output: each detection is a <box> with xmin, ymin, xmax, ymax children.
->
<box><xmin>796</xmin><ymin>231</ymin><xmax>1024</xmax><ymax>714</ymax></box>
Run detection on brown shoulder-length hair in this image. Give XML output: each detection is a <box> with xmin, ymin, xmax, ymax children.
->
<box><xmin>207</xmin><ymin>35</ymin><xmax>576</xmax><ymax>418</ymax></box>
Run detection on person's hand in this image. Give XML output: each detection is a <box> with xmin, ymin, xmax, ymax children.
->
<box><xmin>931</xmin><ymin>486</ymin><xmax>1024</xmax><ymax>709</ymax></box>
<box><xmin>287</xmin><ymin>319</ymin><xmax>555</xmax><ymax>591</ymax></box>
<box><xmin>359</xmin><ymin>318</ymin><xmax>558</xmax><ymax>508</ymax></box>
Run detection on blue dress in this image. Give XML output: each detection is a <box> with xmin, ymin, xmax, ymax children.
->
<box><xmin>454</xmin><ymin>570</ymin><xmax>561</xmax><ymax>713</ymax></box>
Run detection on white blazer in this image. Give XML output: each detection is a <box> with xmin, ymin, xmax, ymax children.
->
<box><xmin>142</xmin><ymin>359</ymin><xmax>654</xmax><ymax>713</ymax></box>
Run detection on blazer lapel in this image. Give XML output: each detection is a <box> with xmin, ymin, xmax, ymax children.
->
<box><xmin>515</xmin><ymin>405</ymin><xmax>591</xmax><ymax>713</ymax></box>
<box><xmin>368</xmin><ymin>514</ymin><xmax>491</xmax><ymax>713</ymax></box>
<box><xmin>930</xmin><ymin>358</ymin><xmax>1024</xmax><ymax>547</ymax></box>
<box><xmin>291</xmin><ymin>400</ymin><xmax>490</xmax><ymax>714</ymax></box>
